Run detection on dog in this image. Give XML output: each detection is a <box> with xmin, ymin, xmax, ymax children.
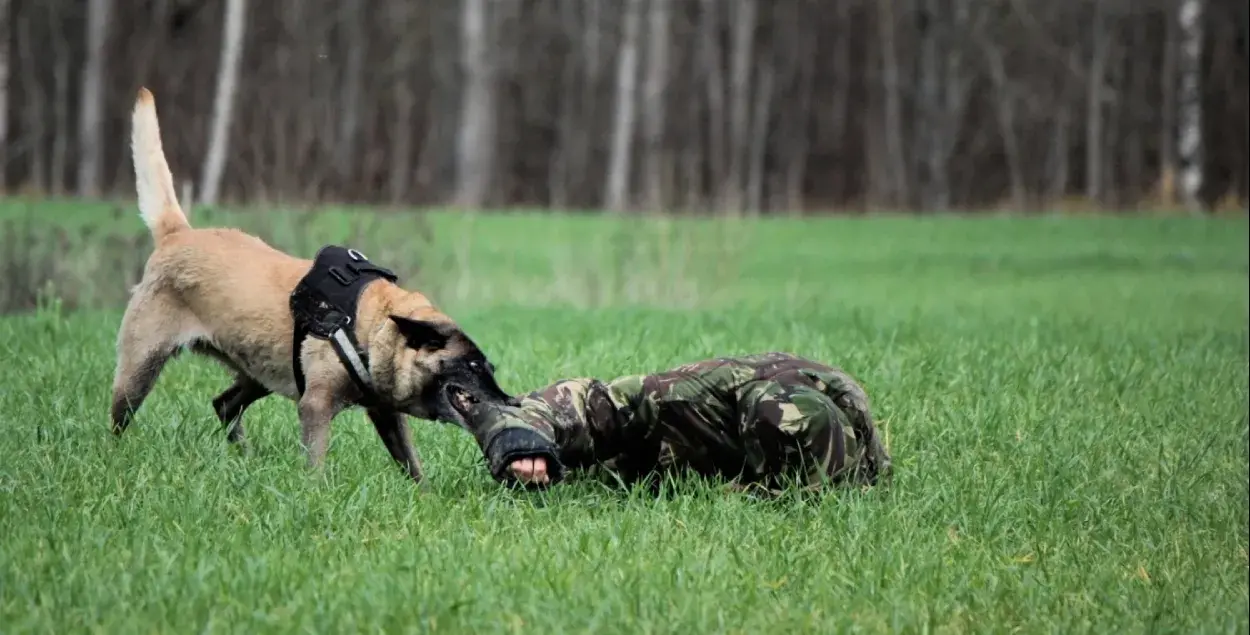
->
<box><xmin>109</xmin><ymin>87</ymin><xmax>514</xmax><ymax>483</ymax></box>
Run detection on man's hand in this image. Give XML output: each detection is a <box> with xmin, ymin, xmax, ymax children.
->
<box><xmin>480</xmin><ymin>425</ymin><xmax>562</xmax><ymax>486</ymax></box>
<box><xmin>508</xmin><ymin>456</ymin><xmax>550</xmax><ymax>485</ymax></box>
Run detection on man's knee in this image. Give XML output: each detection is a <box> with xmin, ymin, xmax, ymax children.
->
<box><xmin>750</xmin><ymin>378</ymin><xmax>893</xmax><ymax>486</ymax></box>
<box><xmin>738</xmin><ymin>381</ymin><xmax>832</xmax><ymax>476</ymax></box>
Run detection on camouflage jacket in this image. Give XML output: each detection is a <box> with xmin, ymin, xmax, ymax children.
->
<box><xmin>467</xmin><ymin>352</ymin><xmax>891</xmax><ymax>487</ymax></box>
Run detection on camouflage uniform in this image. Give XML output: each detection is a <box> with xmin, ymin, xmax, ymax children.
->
<box><xmin>467</xmin><ymin>352</ymin><xmax>892</xmax><ymax>492</ymax></box>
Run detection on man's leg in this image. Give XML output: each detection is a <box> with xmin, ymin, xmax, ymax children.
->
<box><xmin>736</xmin><ymin>372</ymin><xmax>874</xmax><ymax>491</ymax></box>
<box><xmin>803</xmin><ymin>367</ymin><xmax>892</xmax><ymax>485</ymax></box>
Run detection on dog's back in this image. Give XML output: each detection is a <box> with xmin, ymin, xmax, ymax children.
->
<box><xmin>125</xmin><ymin>88</ymin><xmax>315</xmax><ymax>398</ymax></box>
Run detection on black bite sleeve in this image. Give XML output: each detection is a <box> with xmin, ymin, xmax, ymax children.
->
<box><xmin>483</xmin><ymin>427</ymin><xmax>566</xmax><ymax>487</ymax></box>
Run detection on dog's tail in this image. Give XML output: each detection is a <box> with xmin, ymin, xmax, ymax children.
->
<box><xmin>131</xmin><ymin>87</ymin><xmax>191</xmax><ymax>246</ymax></box>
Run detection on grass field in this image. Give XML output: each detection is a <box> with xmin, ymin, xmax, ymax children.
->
<box><xmin>1</xmin><ymin>200</ymin><xmax>1247</xmax><ymax>633</ymax></box>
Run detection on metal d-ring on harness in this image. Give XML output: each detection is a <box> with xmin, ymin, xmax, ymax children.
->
<box><xmin>289</xmin><ymin>245</ymin><xmax>400</xmax><ymax>406</ymax></box>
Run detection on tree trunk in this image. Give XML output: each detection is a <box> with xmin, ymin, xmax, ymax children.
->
<box><xmin>567</xmin><ymin>0</ymin><xmax>605</xmax><ymax>206</ymax></box>
<box><xmin>605</xmin><ymin>0</ymin><xmax>644</xmax><ymax>212</ymax></box>
<box><xmin>388</xmin><ymin>2</ymin><xmax>417</xmax><ymax>205</ymax></box>
<box><xmin>786</xmin><ymin>19</ymin><xmax>817</xmax><ymax>211</ymax></box>
<box><xmin>454</xmin><ymin>0</ymin><xmax>496</xmax><ymax>209</ymax></box>
<box><xmin>724</xmin><ymin>0</ymin><xmax>757</xmax><ymax>214</ymax></box>
<box><xmin>915</xmin><ymin>0</ymin><xmax>973</xmax><ymax>211</ymax></box>
<box><xmin>17</xmin><ymin>10</ymin><xmax>45</xmax><ymax>191</ymax></box>
<box><xmin>1085</xmin><ymin>0</ymin><xmax>1109</xmax><ymax>205</ymax></box>
<box><xmin>984</xmin><ymin>42</ymin><xmax>1027</xmax><ymax>211</ymax></box>
<box><xmin>917</xmin><ymin>0</ymin><xmax>944</xmax><ymax>210</ymax></box>
<box><xmin>699</xmin><ymin>0</ymin><xmax>728</xmax><ymax>210</ymax></box>
<box><xmin>828</xmin><ymin>3</ymin><xmax>853</xmax><ymax>202</ymax></box>
<box><xmin>641</xmin><ymin>0</ymin><xmax>671</xmax><ymax>212</ymax></box>
<box><xmin>52</xmin><ymin>40</ymin><xmax>71</xmax><ymax>195</ymax></box>
<box><xmin>200</xmin><ymin>0</ymin><xmax>248</xmax><ymax>207</ymax></box>
<box><xmin>414</xmin><ymin>3</ymin><xmax>457</xmax><ymax>201</ymax></box>
<box><xmin>334</xmin><ymin>2</ymin><xmax>366</xmax><ymax>193</ymax></box>
<box><xmin>876</xmin><ymin>0</ymin><xmax>909</xmax><ymax>208</ymax></box>
<box><xmin>0</xmin><ymin>0</ymin><xmax>9</xmax><ymax>190</ymax></box>
<box><xmin>550</xmin><ymin>0</ymin><xmax>584</xmax><ymax>209</ymax></box>
<box><xmin>77</xmin><ymin>0</ymin><xmax>112</xmax><ymax>197</ymax></box>
<box><xmin>1158</xmin><ymin>3</ymin><xmax>1178</xmax><ymax>204</ymax></box>
<box><xmin>683</xmin><ymin>59</ymin><xmax>706</xmax><ymax>210</ymax></box>
<box><xmin>1103</xmin><ymin>39</ymin><xmax>1125</xmax><ymax>208</ymax></box>
<box><xmin>1177</xmin><ymin>0</ymin><xmax>1205</xmax><ymax>212</ymax></box>
<box><xmin>1048</xmin><ymin>94</ymin><xmax>1072</xmax><ymax>203</ymax></box>
<box><xmin>746</xmin><ymin>58</ymin><xmax>774</xmax><ymax>215</ymax></box>
<box><xmin>1125</xmin><ymin>17</ymin><xmax>1150</xmax><ymax>208</ymax></box>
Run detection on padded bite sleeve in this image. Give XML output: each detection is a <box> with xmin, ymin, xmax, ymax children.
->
<box><xmin>483</xmin><ymin>427</ymin><xmax>565</xmax><ymax>486</ymax></box>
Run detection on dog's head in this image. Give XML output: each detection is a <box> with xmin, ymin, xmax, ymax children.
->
<box><xmin>379</xmin><ymin>314</ymin><xmax>516</xmax><ymax>427</ymax></box>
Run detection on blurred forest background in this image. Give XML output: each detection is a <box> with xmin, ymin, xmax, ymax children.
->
<box><xmin>0</xmin><ymin>0</ymin><xmax>1247</xmax><ymax>215</ymax></box>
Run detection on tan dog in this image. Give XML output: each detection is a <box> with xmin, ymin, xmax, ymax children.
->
<box><xmin>110</xmin><ymin>88</ymin><xmax>514</xmax><ymax>482</ymax></box>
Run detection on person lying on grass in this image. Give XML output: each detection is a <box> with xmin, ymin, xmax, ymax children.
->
<box><xmin>445</xmin><ymin>352</ymin><xmax>893</xmax><ymax>493</ymax></box>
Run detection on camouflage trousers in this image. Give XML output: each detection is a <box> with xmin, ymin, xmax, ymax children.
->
<box><xmin>653</xmin><ymin>369</ymin><xmax>889</xmax><ymax>491</ymax></box>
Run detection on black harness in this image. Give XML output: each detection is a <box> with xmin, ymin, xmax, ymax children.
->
<box><xmin>289</xmin><ymin>245</ymin><xmax>399</xmax><ymax>406</ymax></box>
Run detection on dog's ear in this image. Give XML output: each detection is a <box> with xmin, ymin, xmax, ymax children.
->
<box><xmin>390</xmin><ymin>316</ymin><xmax>452</xmax><ymax>350</ymax></box>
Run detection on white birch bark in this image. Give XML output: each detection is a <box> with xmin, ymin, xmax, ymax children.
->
<box><xmin>605</xmin><ymin>0</ymin><xmax>644</xmax><ymax>212</ymax></box>
<box><xmin>642</xmin><ymin>0</ymin><xmax>671</xmax><ymax>212</ymax></box>
<box><xmin>1177</xmin><ymin>0</ymin><xmax>1205</xmax><ymax>210</ymax></box>
<box><xmin>454</xmin><ymin>0</ymin><xmax>496</xmax><ymax>208</ymax></box>
<box><xmin>1085</xmin><ymin>0</ymin><xmax>1110</xmax><ymax>204</ymax></box>
<box><xmin>199</xmin><ymin>0</ymin><xmax>247</xmax><ymax>207</ymax></box>
<box><xmin>76</xmin><ymin>0</ymin><xmax>112</xmax><ymax>197</ymax></box>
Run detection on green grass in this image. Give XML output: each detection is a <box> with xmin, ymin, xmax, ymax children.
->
<box><xmin>1</xmin><ymin>200</ymin><xmax>1247</xmax><ymax>633</ymax></box>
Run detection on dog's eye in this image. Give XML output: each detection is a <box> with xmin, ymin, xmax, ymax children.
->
<box><xmin>469</xmin><ymin>361</ymin><xmax>481</xmax><ymax>372</ymax></box>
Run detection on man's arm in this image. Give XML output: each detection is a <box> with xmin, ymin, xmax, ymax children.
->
<box><xmin>468</xmin><ymin>378</ymin><xmax>611</xmax><ymax>486</ymax></box>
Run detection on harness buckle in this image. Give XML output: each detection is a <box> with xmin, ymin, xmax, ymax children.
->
<box><xmin>329</xmin><ymin>266</ymin><xmax>356</xmax><ymax>286</ymax></box>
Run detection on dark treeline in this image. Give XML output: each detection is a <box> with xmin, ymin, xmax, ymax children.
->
<box><xmin>1</xmin><ymin>0</ymin><xmax>1247</xmax><ymax>214</ymax></box>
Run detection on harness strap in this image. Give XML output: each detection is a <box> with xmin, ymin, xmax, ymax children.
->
<box><xmin>289</xmin><ymin>246</ymin><xmax>399</xmax><ymax>406</ymax></box>
<box><xmin>328</xmin><ymin>326</ymin><xmax>373</xmax><ymax>396</ymax></box>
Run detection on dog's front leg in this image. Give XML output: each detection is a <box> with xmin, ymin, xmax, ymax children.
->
<box><xmin>297</xmin><ymin>388</ymin><xmax>344</xmax><ymax>472</ymax></box>
<box><xmin>366</xmin><ymin>408</ymin><xmax>424</xmax><ymax>483</ymax></box>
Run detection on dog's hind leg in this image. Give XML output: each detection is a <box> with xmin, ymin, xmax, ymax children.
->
<box><xmin>211</xmin><ymin>376</ymin><xmax>271</xmax><ymax>444</ymax></box>
<box><xmin>109</xmin><ymin>290</ymin><xmax>187</xmax><ymax>435</ymax></box>
<box><xmin>365</xmin><ymin>408</ymin><xmax>424</xmax><ymax>483</ymax></box>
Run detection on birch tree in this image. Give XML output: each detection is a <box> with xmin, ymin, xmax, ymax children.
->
<box><xmin>915</xmin><ymin>0</ymin><xmax>976</xmax><ymax>211</ymax></box>
<box><xmin>1084</xmin><ymin>0</ymin><xmax>1111</xmax><ymax>205</ymax></box>
<box><xmin>199</xmin><ymin>0</ymin><xmax>247</xmax><ymax>207</ymax></box>
<box><xmin>982</xmin><ymin>39</ymin><xmax>1027</xmax><ymax>211</ymax></box>
<box><xmin>641</xmin><ymin>0</ymin><xmax>671</xmax><ymax>212</ymax></box>
<box><xmin>1177</xmin><ymin>0</ymin><xmax>1205</xmax><ymax>211</ymax></box>
<box><xmin>454</xmin><ymin>0</ymin><xmax>496</xmax><ymax>209</ymax></box>
<box><xmin>1158</xmin><ymin>3</ymin><xmax>1178</xmax><ymax>204</ymax></box>
<box><xmin>0</xmin><ymin>0</ymin><xmax>1245</xmax><ymax>213</ymax></box>
<box><xmin>76</xmin><ymin>0</ymin><xmax>112</xmax><ymax>197</ymax></box>
<box><xmin>605</xmin><ymin>0</ymin><xmax>643</xmax><ymax>212</ymax></box>
<box><xmin>725</xmin><ymin>0</ymin><xmax>758</xmax><ymax>213</ymax></box>
<box><xmin>877</xmin><ymin>0</ymin><xmax>910</xmax><ymax>207</ymax></box>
